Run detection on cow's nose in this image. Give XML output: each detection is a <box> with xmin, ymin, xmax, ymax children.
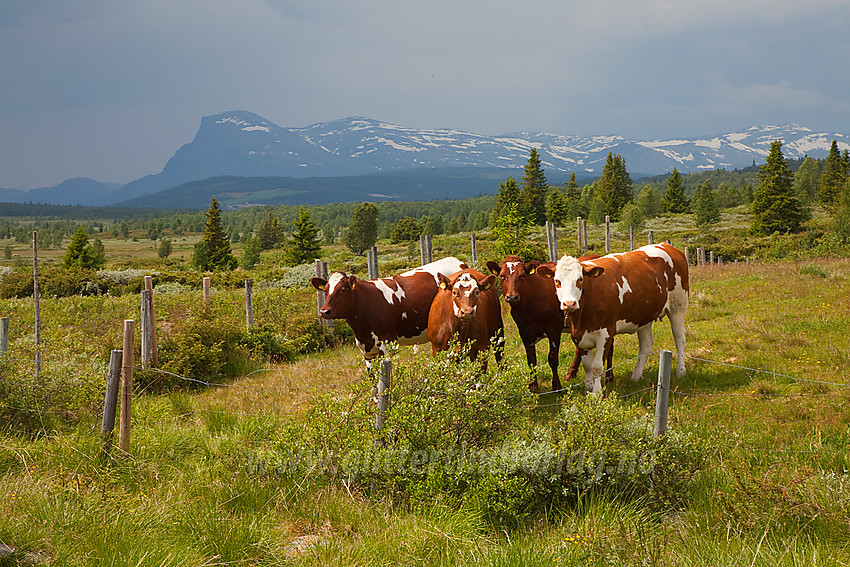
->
<box><xmin>562</xmin><ymin>300</ymin><xmax>578</xmax><ymax>312</ymax></box>
<box><xmin>505</xmin><ymin>294</ymin><xmax>519</xmax><ymax>304</ymax></box>
<box><xmin>319</xmin><ymin>309</ymin><xmax>332</xmax><ymax>319</ymax></box>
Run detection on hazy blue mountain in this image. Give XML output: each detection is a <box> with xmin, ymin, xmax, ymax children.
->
<box><xmin>5</xmin><ymin>111</ymin><xmax>849</xmax><ymax>207</ymax></box>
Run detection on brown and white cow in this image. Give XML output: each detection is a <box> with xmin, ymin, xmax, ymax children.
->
<box><xmin>537</xmin><ymin>243</ymin><xmax>689</xmax><ymax>394</ymax></box>
<box><xmin>428</xmin><ymin>268</ymin><xmax>504</xmax><ymax>369</ymax></box>
<box><xmin>487</xmin><ymin>255</ymin><xmax>612</xmax><ymax>393</ymax></box>
<box><xmin>310</xmin><ymin>257</ymin><xmax>467</xmax><ymax>366</ymax></box>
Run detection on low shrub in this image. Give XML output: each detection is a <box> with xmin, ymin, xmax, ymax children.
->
<box><xmin>261</xmin><ymin>352</ymin><xmax>705</xmax><ymax>528</ymax></box>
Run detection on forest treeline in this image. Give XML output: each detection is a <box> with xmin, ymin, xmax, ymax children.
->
<box><xmin>1</xmin><ymin>143</ymin><xmax>847</xmax><ymax>255</ymax></box>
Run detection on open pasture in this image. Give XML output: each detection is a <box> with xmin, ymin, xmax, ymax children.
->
<box><xmin>0</xmin><ymin>252</ymin><xmax>849</xmax><ymax>566</ymax></box>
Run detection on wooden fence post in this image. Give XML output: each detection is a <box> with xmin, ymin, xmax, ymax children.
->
<box><xmin>654</xmin><ymin>350</ymin><xmax>672</xmax><ymax>438</ymax></box>
<box><xmin>314</xmin><ymin>261</ymin><xmax>332</xmax><ymax>331</ymax></box>
<box><xmin>709</xmin><ymin>251</ymin><xmax>714</xmax><ymax>266</ymax></box>
<box><xmin>425</xmin><ymin>236</ymin><xmax>433</xmax><ymax>264</ymax></box>
<box><xmin>140</xmin><ymin>289</ymin><xmax>151</xmax><ymax>369</ymax></box>
<box><xmin>0</xmin><ymin>317</ymin><xmax>9</xmax><ymax>354</ymax></box>
<box><xmin>604</xmin><ymin>216</ymin><xmax>611</xmax><ymax>253</ymax></box>
<box><xmin>419</xmin><ymin>235</ymin><xmax>426</xmax><ymax>266</ymax></box>
<box><xmin>582</xmin><ymin>218</ymin><xmax>588</xmax><ymax>254</ymax></box>
<box><xmin>32</xmin><ymin>231</ymin><xmax>41</xmax><ymax>375</ymax></box>
<box><xmin>629</xmin><ymin>226</ymin><xmax>635</xmax><ymax>251</ymax></box>
<box><xmin>375</xmin><ymin>358</ymin><xmax>392</xmax><ymax>443</ymax></box>
<box><xmin>118</xmin><ymin>320</ymin><xmax>135</xmax><ymax>453</ymax></box>
<box><xmin>144</xmin><ymin>276</ymin><xmax>158</xmax><ymax>366</ymax></box>
<box><xmin>245</xmin><ymin>279</ymin><xmax>254</xmax><ymax>332</ymax></box>
<box><xmin>684</xmin><ymin>247</ymin><xmax>690</xmax><ymax>265</ymax></box>
<box><xmin>202</xmin><ymin>277</ymin><xmax>211</xmax><ymax>306</ymax></box>
<box><xmin>368</xmin><ymin>246</ymin><xmax>379</xmax><ymax>279</ymax></box>
<box><xmin>648</xmin><ymin>230</ymin><xmax>654</xmax><ymax>245</ymax></box>
<box><xmin>470</xmin><ymin>233</ymin><xmax>478</xmax><ymax>269</ymax></box>
<box><xmin>577</xmin><ymin>217</ymin><xmax>583</xmax><ymax>251</ymax></box>
<box><xmin>101</xmin><ymin>349</ymin><xmax>123</xmax><ymax>456</ymax></box>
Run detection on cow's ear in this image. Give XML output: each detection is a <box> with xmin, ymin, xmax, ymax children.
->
<box><xmin>584</xmin><ymin>265</ymin><xmax>604</xmax><ymax>278</ymax></box>
<box><xmin>526</xmin><ymin>260</ymin><xmax>541</xmax><ymax>275</ymax></box>
<box><xmin>348</xmin><ymin>275</ymin><xmax>358</xmax><ymax>288</ymax></box>
<box><xmin>310</xmin><ymin>277</ymin><xmax>327</xmax><ymax>291</ymax></box>
<box><xmin>486</xmin><ymin>260</ymin><xmax>501</xmax><ymax>275</ymax></box>
<box><xmin>480</xmin><ymin>274</ymin><xmax>496</xmax><ymax>291</ymax></box>
<box><xmin>536</xmin><ymin>266</ymin><xmax>555</xmax><ymax>278</ymax></box>
<box><xmin>437</xmin><ymin>272</ymin><xmax>451</xmax><ymax>289</ymax></box>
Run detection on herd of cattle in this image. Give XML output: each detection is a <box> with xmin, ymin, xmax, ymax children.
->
<box><xmin>310</xmin><ymin>244</ymin><xmax>690</xmax><ymax>394</ymax></box>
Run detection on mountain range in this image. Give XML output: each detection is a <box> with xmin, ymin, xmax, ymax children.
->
<box><xmin>3</xmin><ymin>111</ymin><xmax>849</xmax><ymax>209</ymax></box>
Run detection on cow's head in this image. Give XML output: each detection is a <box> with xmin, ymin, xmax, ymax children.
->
<box><xmin>310</xmin><ymin>271</ymin><xmax>358</xmax><ymax>319</ymax></box>
<box><xmin>439</xmin><ymin>271</ymin><xmax>496</xmax><ymax>321</ymax></box>
<box><xmin>537</xmin><ymin>255</ymin><xmax>603</xmax><ymax>313</ymax></box>
<box><xmin>486</xmin><ymin>256</ymin><xmax>540</xmax><ymax>305</ymax></box>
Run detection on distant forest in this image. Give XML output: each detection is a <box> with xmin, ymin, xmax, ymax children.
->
<box><xmin>0</xmin><ymin>157</ymin><xmax>812</xmax><ymax>248</ymax></box>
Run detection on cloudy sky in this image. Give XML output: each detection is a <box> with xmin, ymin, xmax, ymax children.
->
<box><xmin>2</xmin><ymin>0</ymin><xmax>849</xmax><ymax>189</ymax></box>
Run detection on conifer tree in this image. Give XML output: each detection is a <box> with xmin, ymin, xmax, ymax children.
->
<box><xmin>519</xmin><ymin>148</ymin><xmax>550</xmax><ymax>225</ymax></box>
<box><xmin>693</xmin><ymin>180</ymin><xmax>720</xmax><ymax>228</ymax></box>
<box><xmin>193</xmin><ymin>197</ymin><xmax>237</xmax><ymax>271</ymax></box>
<box><xmin>819</xmin><ymin>140</ymin><xmax>847</xmax><ymax>207</ymax></box>
<box><xmin>595</xmin><ymin>152</ymin><xmax>633</xmax><ymax>221</ymax></box>
<box><xmin>491</xmin><ymin>176</ymin><xmax>521</xmax><ymax>226</ymax></box>
<box><xmin>661</xmin><ymin>168</ymin><xmax>689</xmax><ymax>213</ymax></box>
<box><xmin>344</xmin><ymin>202</ymin><xmax>379</xmax><ymax>255</ymax></box>
<box><xmin>545</xmin><ymin>189</ymin><xmax>571</xmax><ymax>227</ymax></box>
<box><xmin>283</xmin><ymin>208</ymin><xmax>321</xmax><ymax>266</ymax></box>
<box><xmin>751</xmin><ymin>140</ymin><xmax>803</xmax><ymax>235</ymax></box>
<box><xmin>63</xmin><ymin>226</ymin><xmax>106</xmax><ymax>269</ymax></box>
<box><xmin>257</xmin><ymin>211</ymin><xmax>283</xmax><ymax>250</ymax></box>
<box><xmin>564</xmin><ymin>172</ymin><xmax>581</xmax><ymax>202</ymax></box>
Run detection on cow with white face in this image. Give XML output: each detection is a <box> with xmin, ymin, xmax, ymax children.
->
<box><xmin>310</xmin><ymin>256</ymin><xmax>467</xmax><ymax>367</ymax></box>
<box><xmin>537</xmin><ymin>243</ymin><xmax>689</xmax><ymax>394</ymax></box>
<box><xmin>428</xmin><ymin>268</ymin><xmax>504</xmax><ymax>369</ymax></box>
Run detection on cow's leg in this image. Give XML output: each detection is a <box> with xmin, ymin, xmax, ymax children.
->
<box><xmin>547</xmin><ymin>334</ymin><xmax>563</xmax><ymax>393</ymax></box>
<box><xmin>668</xmin><ymin>308</ymin><xmax>688</xmax><ymax>378</ymax></box>
<box><xmin>581</xmin><ymin>343</ymin><xmax>604</xmax><ymax>395</ymax></box>
<box><xmin>603</xmin><ymin>340</ymin><xmax>615</xmax><ymax>383</ymax></box>
<box><xmin>603</xmin><ymin>337</ymin><xmax>615</xmax><ymax>383</ymax></box>
<box><xmin>630</xmin><ymin>324</ymin><xmax>654</xmax><ymax>381</ymax></box>
<box><xmin>522</xmin><ymin>337</ymin><xmax>540</xmax><ymax>392</ymax></box>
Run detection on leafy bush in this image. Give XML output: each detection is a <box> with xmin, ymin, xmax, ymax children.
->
<box><xmin>260</xmin><ymin>353</ymin><xmax>705</xmax><ymax>528</ymax></box>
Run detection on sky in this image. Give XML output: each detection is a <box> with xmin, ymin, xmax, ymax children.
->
<box><xmin>2</xmin><ymin>0</ymin><xmax>850</xmax><ymax>189</ymax></box>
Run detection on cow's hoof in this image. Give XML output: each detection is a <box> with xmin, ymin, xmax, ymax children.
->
<box><xmin>528</xmin><ymin>380</ymin><xmax>540</xmax><ymax>394</ymax></box>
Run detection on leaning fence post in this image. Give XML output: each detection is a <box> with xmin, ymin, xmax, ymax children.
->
<box><xmin>654</xmin><ymin>350</ymin><xmax>672</xmax><ymax>438</ymax></box>
<box><xmin>0</xmin><ymin>317</ymin><xmax>9</xmax><ymax>354</ymax></box>
<box><xmin>470</xmin><ymin>233</ymin><xmax>478</xmax><ymax>269</ymax></box>
<box><xmin>245</xmin><ymin>279</ymin><xmax>254</xmax><ymax>332</ymax></box>
<box><xmin>101</xmin><ymin>349</ymin><xmax>123</xmax><ymax>456</ymax></box>
<box><xmin>375</xmin><ymin>359</ymin><xmax>391</xmax><ymax>443</ymax></box>
<box><xmin>118</xmin><ymin>320</ymin><xmax>135</xmax><ymax>453</ymax></box>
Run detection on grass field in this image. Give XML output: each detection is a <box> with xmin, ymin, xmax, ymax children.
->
<box><xmin>1</xmin><ymin>229</ymin><xmax>850</xmax><ymax>565</ymax></box>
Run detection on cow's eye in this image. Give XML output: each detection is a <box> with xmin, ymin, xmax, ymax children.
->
<box><xmin>554</xmin><ymin>280</ymin><xmax>561</xmax><ymax>288</ymax></box>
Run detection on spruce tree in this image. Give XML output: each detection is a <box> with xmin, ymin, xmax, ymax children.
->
<box><xmin>519</xmin><ymin>148</ymin><xmax>550</xmax><ymax>225</ymax></box>
<box><xmin>194</xmin><ymin>197</ymin><xmax>237</xmax><ymax>271</ymax></box>
<box><xmin>751</xmin><ymin>140</ymin><xmax>803</xmax><ymax>235</ymax></box>
<box><xmin>491</xmin><ymin>176</ymin><xmax>521</xmax><ymax>226</ymax></box>
<box><xmin>693</xmin><ymin>180</ymin><xmax>720</xmax><ymax>228</ymax></box>
<box><xmin>257</xmin><ymin>211</ymin><xmax>282</xmax><ymax>250</ymax></box>
<box><xmin>62</xmin><ymin>226</ymin><xmax>106</xmax><ymax>269</ymax></box>
<box><xmin>545</xmin><ymin>189</ymin><xmax>571</xmax><ymax>227</ymax></box>
<box><xmin>595</xmin><ymin>152</ymin><xmax>633</xmax><ymax>221</ymax></box>
<box><xmin>344</xmin><ymin>202</ymin><xmax>379</xmax><ymax>255</ymax></box>
<box><xmin>819</xmin><ymin>140</ymin><xmax>847</xmax><ymax>207</ymax></box>
<box><xmin>283</xmin><ymin>208</ymin><xmax>321</xmax><ymax>266</ymax></box>
<box><xmin>661</xmin><ymin>168</ymin><xmax>689</xmax><ymax>213</ymax></box>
